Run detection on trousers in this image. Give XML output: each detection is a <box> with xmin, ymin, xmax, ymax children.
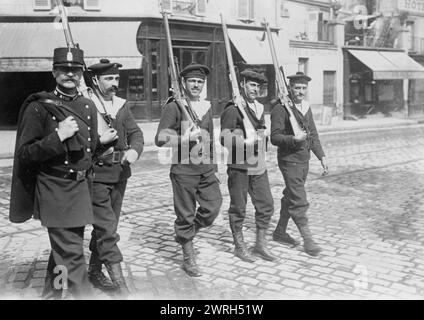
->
<box><xmin>227</xmin><ymin>167</ymin><xmax>274</xmax><ymax>230</ymax></box>
<box><xmin>89</xmin><ymin>180</ymin><xmax>127</xmax><ymax>264</ymax></box>
<box><xmin>170</xmin><ymin>171</ymin><xmax>222</xmax><ymax>244</ymax></box>
<box><xmin>44</xmin><ymin>227</ymin><xmax>92</xmax><ymax>299</ymax></box>
<box><xmin>278</xmin><ymin>160</ymin><xmax>310</xmax><ymax>225</ymax></box>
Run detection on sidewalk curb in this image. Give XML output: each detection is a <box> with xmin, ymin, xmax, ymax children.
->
<box><xmin>0</xmin><ymin>121</ymin><xmax>423</xmax><ymax>162</ymax></box>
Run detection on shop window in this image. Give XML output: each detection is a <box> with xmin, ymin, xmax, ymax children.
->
<box><xmin>151</xmin><ymin>42</ymin><xmax>160</xmax><ymax>101</ymax></box>
<box><xmin>364</xmin><ymin>83</ymin><xmax>374</xmax><ymax>103</ymax></box>
<box><xmin>33</xmin><ymin>0</ymin><xmax>52</xmax><ymax>10</ymax></box>
<box><xmin>238</xmin><ymin>0</ymin><xmax>255</xmax><ymax>21</ymax></box>
<box><xmin>378</xmin><ymin>83</ymin><xmax>394</xmax><ymax>101</ymax></box>
<box><xmin>128</xmin><ymin>70</ymin><xmax>144</xmax><ymax>101</ymax></box>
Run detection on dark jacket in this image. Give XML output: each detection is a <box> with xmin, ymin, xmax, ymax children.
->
<box><xmin>93</xmin><ymin>101</ymin><xmax>144</xmax><ymax>183</ymax></box>
<box><xmin>270</xmin><ymin>102</ymin><xmax>325</xmax><ymax>163</ymax></box>
<box><xmin>9</xmin><ymin>91</ymin><xmax>99</xmax><ymax>227</ymax></box>
<box><xmin>220</xmin><ymin>100</ymin><xmax>267</xmax><ymax>171</ymax></box>
<box><xmin>155</xmin><ymin>100</ymin><xmax>216</xmax><ymax>176</ymax></box>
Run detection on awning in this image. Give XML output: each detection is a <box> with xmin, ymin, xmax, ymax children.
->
<box><xmin>227</xmin><ymin>29</ymin><xmax>281</xmax><ymax>65</ymax></box>
<box><xmin>0</xmin><ymin>22</ymin><xmax>142</xmax><ymax>72</ymax></box>
<box><xmin>348</xmin><ymin>49</ymin><xmax>424</xmax><ymax>79</ymax></box>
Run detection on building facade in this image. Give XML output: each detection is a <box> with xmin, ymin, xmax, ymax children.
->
<box><xmin>0</xmin><ymin>0</ymin><xmax>286</xmax><ymax>125</ymax></box>
<box><xmin>340</xmin><ymin>0</ymin><xmax>424</xmax><ymax>119</ymax></box>
<box><xmin>279</xmin><ymin>0</ymin><xmax>345</xmax><ymax>123</ymax></box>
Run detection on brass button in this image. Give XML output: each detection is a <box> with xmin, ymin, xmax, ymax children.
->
<box><xmin>52</xmin><ymin>116</ymin><xmax>56</xmax><ymax>120</ymax></box>
<box><xmin>88</xmin><ymin>138</ymin><xmax>91</xmax><ymax>142</ymax></box>
<box><xmin>64</xmin><ymin>160</ymin><xmax>69</xmax><ymax>165</ymax></box>
<box><xmin>85</xmin><ymin>105</ymin><xmax>89</xmax><ymax>109</ymax></box>
<box><xmin>87</xmin><ymin>116</ymin><xmax>91</xmax><ymax>120</ymax></box>
<box><xmin>87</xmin><ymin>148</ymin><xmax>91</xmax><ymax>153</ymax></box>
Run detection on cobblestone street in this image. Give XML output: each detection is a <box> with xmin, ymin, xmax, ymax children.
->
<box><xmin>0</xmin><ymin>125</ymin><xmax>424</xmax><ymax>300</ymax></box>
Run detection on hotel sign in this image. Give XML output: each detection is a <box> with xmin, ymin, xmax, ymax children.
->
<box><xmin>398</xmin><ymin>0</ymin><xmax>424</xmax><ymax>15</ymax></box>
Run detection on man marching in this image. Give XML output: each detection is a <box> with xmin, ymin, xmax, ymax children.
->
<box><xmin>9</xmin><ymin>47</ymin><xmax>115</xmax><ymax>299</ymax></box>
<box><xmin>270</xmin><ymin>71</ymin><xmax>328</xmax><ymax>256</ymax></box>
<box><xmin>86</xmin><ymin>59</ymin><xmax>144</xmax><ymax>297</ymax></box>
<box><xmin>155</xmin><ymin>63</ymin><xmax>222</xmax><ymax>277</ymax></box>
<box><xmin>220</xmin><ymin>69</ymin><xmax>276</xmax><ymax>263</ymax></box>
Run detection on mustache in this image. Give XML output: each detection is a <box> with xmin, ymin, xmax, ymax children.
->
<box><xmin>108</xmin><ymin>86</ymin><xmax>119</xmax><ymax>92</ymax></box>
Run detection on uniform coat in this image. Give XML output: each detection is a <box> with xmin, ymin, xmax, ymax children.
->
<box><xmin>10</xmin><ymin>91</ymin><xmax>99</xmax><ymax>228</ymax></box>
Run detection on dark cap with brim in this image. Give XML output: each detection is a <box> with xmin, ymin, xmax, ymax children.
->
<box><xmin>287</xmin><ymin>71</ymin><xmax>312</xmax><ymax>84</ymax></box>
<box><xmin>240</xmin><ymin>69</ymin><xmax>267</xmax><ymax>84</ymax></box>
<box><xmin>180</xmin><ymin>63</ymin><xmax>210</xmax><ymax>80</ymax></box>
<box><xmin>53</xmin><ymin>47</ymin><xmax>85</xmax><ymax>68</ymax></box>
<box><xmin>88</xmin><ymin>58</ymin><xmax>123</xmax><ymax>76</ymax></box>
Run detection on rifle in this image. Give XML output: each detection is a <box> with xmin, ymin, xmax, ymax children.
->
<box><xmin>55</xmin><ymin>0</ymin><xmax>90</xmax><ymax>95</ymax></box>
<box><xmin>161</xmin><ymin>10</ymin><xmax>202</xmax><ymax>141</ymax></box>
<box><xmin>263</xmin><ymin>19</ymin><xmax>306</xmax><ymax>136</ymax></box>
<box><xmin>220</xmin><ymin>13</ymin><xmax>256</xmax><ymax>140</ymax></box>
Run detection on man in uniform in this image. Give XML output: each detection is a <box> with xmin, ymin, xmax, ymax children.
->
<box><xmin>9</xmin><ymin>47</ymin><xmax>116</xmax><ymax>299</ymax></box>
<box><xmin>85</xmin><ymin>59</ymin><xmax>144</xmax><ymax>297</ymax></box>
<box><xmin>220</xmin><ymin>69</ymin><xmax>276</xmax><ymax>263</ymax></box>
<box><xmin>270</xmin><ymin>71</ymin><xmax>328</xmax><ymax>256</ymax></box>
<box><xmin>155</xmin><ymin>63</ymin><xmax>222</xmax><ymax>277</ymax></box>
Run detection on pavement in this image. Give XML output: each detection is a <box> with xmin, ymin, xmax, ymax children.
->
<box><xmin>0</xmin><ymin>113</ymin><xmax>422</xmax><ymax>162</ymax></box>
<box><xmin>0</xmin><ymin>118</ymin><xmax>424</xmax><ymax>300</ymax></box>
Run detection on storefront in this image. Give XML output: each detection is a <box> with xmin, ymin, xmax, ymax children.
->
<box><xmin>343</xmin><ymin>47</ymin><xmax>424</xmax><ymax>118</ymax></box>
<box><xmin>135</xmin><ymin>18</ymin><xmax>278</xmax><ymax>121</ymax></box>
<box><xmin>0</xmin><ymin>20</ymin><xmax>143</xmax><ymax>127</ymax></box>
<box><xmin>409</xmin><ymin>54</ymin><xmax>424</xmax><ymax>117</ymax></box>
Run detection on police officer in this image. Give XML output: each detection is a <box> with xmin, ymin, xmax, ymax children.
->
<box><xmin>155</xmin><ymin>63</ymin><xmax>222</xmax><ymax>277</ymax></box>
<box><xmin>270</xmin><ymin>72</ymin><xmax>328</xmax><ymax>256</ymax></box>
<box><xmin>86</xmin><ymin>59</ymin><xmax>144</xmax><ymax>297</ymax></box>
<box><xmin>9</xmin><ymin>47</ymin><xmax>115</xmax><ymax>299</ymax></box>
<box><xmin>220</xmin><ymin>69</ymin><xmax>276</xmax><ymax>263</ymax></box>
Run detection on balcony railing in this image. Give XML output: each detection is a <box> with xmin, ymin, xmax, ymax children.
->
<box><xmin>293</xmin><ymin>21</ymin><xmax>331</xmax><ymax>43</ymax></box>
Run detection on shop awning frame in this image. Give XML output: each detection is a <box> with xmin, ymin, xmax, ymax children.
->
<box><xmin>0</xmin><ymin>21</ymin><xmax>143</xmax><ymax>72</ymax></box>
<box><xmin>348</xmin><ymin>49</ymin><xmax>424</xmax><ymax>80</ymax></box>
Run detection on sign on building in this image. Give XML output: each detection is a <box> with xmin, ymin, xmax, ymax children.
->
<box><xmin>398</xmin><ymin>0</ymin><xmax>424</xmax><ymax>15</ymax></box>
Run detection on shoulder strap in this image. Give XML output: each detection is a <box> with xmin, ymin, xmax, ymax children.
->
<box><xmin>38</xmin><ymin>98</ymin><xmax>90</xmax><ymax>126</ymax></box>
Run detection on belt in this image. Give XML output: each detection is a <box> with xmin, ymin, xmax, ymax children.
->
<box><xmin>41</xmin><ymin>167</ymin><xmax>91</xmax><ymax>181</ymax></box>
<box><xmin>96</xmin><ymin>150</ymin><xmax>125</xmax><ymax>166</ymax></box>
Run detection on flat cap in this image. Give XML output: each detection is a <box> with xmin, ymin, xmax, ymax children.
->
<box><xmin>239</xmin><ymin>69</ymin><xmax>267</xmax><ymax>84</ymax></box>
<box><xmin>180</xmin><ymin>63</ymin><xmax>210</xmax><ymax>79</ymax></box>
<box><xmin>53</xmin><ymin>47</ymin><xmax>85</xmax><ymax>68</ymax></box>
<box><xmin>88</xmin><ymin>58</ymin><xmax>123</xmax><ymax>76</ymax></box>
<box><xmin>287</xmin><ymin>71</ymin><xmax>312</xmax><ymax>84</ymax></box>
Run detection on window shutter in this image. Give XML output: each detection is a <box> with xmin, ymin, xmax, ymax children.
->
<box><xmin>83</xmin><ymin>0</ymin><xmax>101</xmax><ymax>11</ymax></box>
<box><xmin>308</xmin><ymin>11</ymin><xmax>322</xmax><ymax>42</ymax></box>
<box><xmin>238</xmin><ymin>0</ymin><xmax>249</xmax><ymax>20</ymax></box>
<box><xmin>161</xmin><ymin>0</ymin><xmax>173</xmax><ymax>13</ymax></box>
<box><xmin>196</xmin><ymin>0</ymin><xmax>206</xmax><ymax>16</ymax></box>
<box><xmin>249</xmin><ymin>0</ymin><xmax>254</xmax><ymax>20</ymax></box>
<box><xmin>33</xmin><ymin>0</ymin><xmax>52</xmax><ymax>10</ymax></box>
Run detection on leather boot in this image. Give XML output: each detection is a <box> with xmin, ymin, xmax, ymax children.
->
<box><xmin>252</xmin><ymin>228</ymin><xmax>276</xmax><ymax>262</ymax></box>
<box><xmin>229</xmin><ymin>217</ymin><xmax>255</xmax><ymax>263</ymax></box>
<box><xmin>181</xmin><ymin>241</ymin><xmax>201</xmax><ymax>277</ymax></box>
<box><xmin>88</xmin><ymin>253</ymin><xmax>116</xmax><ymax>291</ymax></box>
<box><xmin>297</xmin><ymin>223</ymin><xmax>322</xmax><ymax>257</ymax></box>
<box><xmin>105</xmin><ymin>263</ymin><xmax>131</xmax><ymax>298</ymax></box>
<box><xmin>273</xmin><ymin>215</ymin><xmax>300</xmax><ymax>246</ymax></box>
